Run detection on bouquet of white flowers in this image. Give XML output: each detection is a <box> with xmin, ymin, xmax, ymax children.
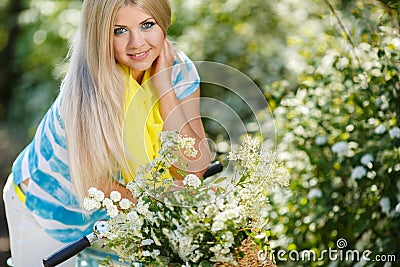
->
<box><xmin>83</xmin><ymin>131</ymin><xmax>289</xmax><ymax>267</ymax></box>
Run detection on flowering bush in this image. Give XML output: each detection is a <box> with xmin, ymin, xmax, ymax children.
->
<box><xmin>84</xmin><ymin>131</ymin><xmax>289</xmax><ymax>266</ymax></box>
<box><xmin>267</xmin><ymin>1</ymin><xmax>400</xmax><ymax>265</ymax></box>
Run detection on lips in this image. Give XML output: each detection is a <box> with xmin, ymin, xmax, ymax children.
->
<box><xmin>128</xmin><ymin>49</ymin><xmax>150</xmax><ymax>60</ymax></box>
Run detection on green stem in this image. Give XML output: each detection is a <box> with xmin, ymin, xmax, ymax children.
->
<box><xmin>323</xmin><ymin>0</ymin><xmax>362</xmax><ymax>67</ymax></box>
<box><xmin>370</xmin><ymin>0</ymin><xmax>399</xmax><ymax>29</ymax></box>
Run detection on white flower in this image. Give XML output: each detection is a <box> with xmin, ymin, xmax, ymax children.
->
<box><xmin>395</xmin><ymin>203</ymin><xmax>400</xmax><ymax>213</ymax></box>
<box><xmin>152</xmin><ymin>250</ymin><xmax>160</xmax><ymax>257</ymax></box>
<box><xmin>107</xmin><ymin>204</ymin><xmax>119</xmax><ymax>218</ymax></box>
<box><xmin>379</xmin><ymin>197</ymin><xmax>391</xmax><ymax>214</ymax></box>
<box><xmin>315</xmin><ymin>136</ymin><xmax>327</xmax><ymax>146</ymax></box>
<box><xmin>88</xmin><ymin>187</ymin><xmax>99</xmax><ymax>197</ymax></box>
<box><xmin>110</xmin><ymin>191</ymin><xmax>122</xmax><ymax>202</ymax></box>
<box><xmin>210</xmin><ymin>244</ymin><xmax>222</xmax><ymax>253</ymax></box>
<box><xmin>141</xmin><ymin>239</ymin><xmax>154</xmax><ymax>246</ymax></box>
<box><xmin>142</xmin><ymin>251</ymin><xmax>151</xmax><ymax>257</ymax></box>
<box><xmin>94</xmin><ymin>190</ymin><xmax>105</xmax><ymax>202</ymax></box>
<box><xmin>127</xmin><ymin>210</ymin><xmax>139</xmax><ymax>221</ymax></box>
<box><xmin>119</xmin><ymin>198</ymin><xmax>131</xmax><ymax>210</ymax></box>
<box><xmin>211</xmin><ymin>220</ymin><xmax>226</xmax><ymax>232</ymax></box>
<box><xmin>360</xmin><ymin>154</ymin><xmax>374</xmax><ymax>167</ymax></box>
<box><xmin>308</xmin><ymin>188</ymin><xmax>323</xmax><ymax>199</ymax></box>
<box><xmin>151</xmin><ymin>229</ymin><xmax>162</xmax><ymax>246</ymax></box>
<box><xmin>389</xmin><ymin>127</ymin><xmax>400</xmax><ymax>139</ymax></box>
<box><xmin>351</xmin><ymin>166</ymin><xmax>367</xmax><ymax>180</ymax></box>
<box><xmin>183</xmin><ymin>174</ymin><xmax>202</xmax><ymax>188</ymax></box>
<box><xmin>336</xmin><ymin>57</ymin><xmax>349</xmax><ymax>69</ymax></box>
<box><xmin>102</xmin><ymin>198</ymin><xmax>113</xmax><ymax>208</ymax></box>
<box><xmin>83</xmin><ymin>197</ymin><xmax>100</xmax><ymax>211</ymax></box>
<box><xmin>82</xmin><ymin>130</ymin><xmax>291</xmax><ymax>266</ymax></box>
<box><xmin>331</xmin><ymin>141</ymin><xmax>348</xmax><ymax>157</ymax></box>
<box><xmin>374</xmin><ymin>124</ymin><xmax>386</xmax><ymax>135</ymax></box>
<box><xmin>222</xmin><ymin>231</ymin><xmax>234</xmax><ymax>244</ymax></box>
<box><xmin>126</xmin><ymin>182</ymin><xmax>141</xmax><ymax>198</ymax></box>
<box><xmin>136</xmin><ymin>201</ymin><xmax>150</xmax><ymax>215</ymax></box>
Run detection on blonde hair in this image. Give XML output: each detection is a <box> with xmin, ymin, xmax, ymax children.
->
<box><xmin>60</xmin><ymin>0</ymin><xmax>172</xmax><ymax>202</ymax></box>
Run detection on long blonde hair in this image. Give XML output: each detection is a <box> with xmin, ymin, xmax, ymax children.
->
<box><xmin>60</xmin><ymin>0</ymin><xmax>171</xmax><ymax>202</ymax></box>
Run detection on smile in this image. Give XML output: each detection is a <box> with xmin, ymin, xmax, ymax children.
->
<box><xmin>129</xmin><ymin>50</ymin><xmax>149</xmax><ymax>60</ymax></box>
<box><xmin>134</xmin><ymin>51</ymin><xmax>146</xmax><ymax>57</ymax></box>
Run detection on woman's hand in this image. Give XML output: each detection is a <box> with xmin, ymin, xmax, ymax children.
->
<box><xmin>151</xmin><ymin>39</ymin><xmax>175</xmax><ymax>97</ymax></box>
<box><xmin>151</xmin><ymin>39</ymin><xmax>211</xmax><ymax>178</ymax></box>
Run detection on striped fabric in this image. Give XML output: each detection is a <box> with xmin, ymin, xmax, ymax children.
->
<box><xmin>11</xmin><ymin>50</ymin><xmax>200</xmax><ymax>243</ymax></box>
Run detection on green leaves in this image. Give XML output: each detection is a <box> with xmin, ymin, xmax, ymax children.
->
<box><xmin>269</xmin><ymin>1</ymin><xmax>400</xmax><ymax>265</ymax></box>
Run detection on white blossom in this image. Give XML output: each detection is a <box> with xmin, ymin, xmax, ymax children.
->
<box><xmin>360</xmin><ymin>154</ymin><xmax>374</xmax><ymax>167</ymax></box>
<box><xmin>331</xmin><ymin>141</ymin><xmax>348</xmax><ymax>157</ymax></box>
<box><xmin>110</xmin><ymin>191</ymin><xmax>122</xmax><ymax>202</ymax></box>
<box><xmin>308</xmin><ymin>188</ymin><xmax>323</xmax><ymax>199</ymax></box>
<box><xmin>83</xmin><ymin>197</ymin><xmax>100</xmax><ymax>211</ymax></box>
<box><xmin>336</xmin><ymin>57</ymin><xmax>349</xmax><ymax>69</ymax></box>
<box><xmin>107</xmin><ymin>204</ymin><xmax>119</xmax><ymax>218</ymax></box>
<box><xmin>88</xmin><ymin>187</ymin><xmax>99</xmax><ymax>197</ymax></box>
<box><xmin>379</xmin><ymin>197</ymin><xmax>391</xmax><ymax>215</ymax></box>
<box><xmin>142</xmin><ymin>251</ymin><xmax>151</xmax><ymax>257</ymax></box>
<box><xmin>152</xmin><ymin>250</ymin><xmax>160</xmax><ymax>257</ymax></box>
<box><xmin>211</xmin><ymin>220</ymin><xmax>226</xmax><ymax>232</ymax></box>
<box><xmin>389</xmin><ymin>127</ymin><xmax>400</xmax><ymax>139</ymax></box>
<box><xmin>102</xmin><ymin>198</ymin><xmax>113</xmax><ymax>208</ymax></box>
<box><xmin>81</xmin><ymin>131</ymin><xmax>290</xmax><ymax>266</ymax></box>
<box><xmin>374</xmin><ymin>124</ymin><xmax>386</xmax><ymax>135</ymax></box>
<box><xmin>94</xmin><ymin>190</ymin><xmax>105</xmax><ymax>202</ymax></box>
<box><xmin>315</xmin><ymin>135</ymin><xmax>327</xmax><ymax>146</ymax></box>
<box><xmin>119</xmin><ymin>198</ymin><xmax>132</xmax><ymax>210</ymax></box>
<box><xmin>140</xmin><ymin>239</ymin><xmax>154</xmax><ymax>246</ymax></box>
<box><xmin>395</xmin><ymin>203</ymin><xmax>400</xmax><ymax>214</ymax></box>
<box><xmin>183</xmin><ymin>174</ymin><xmax>202</xmax><ymax>188</ymax></box>
<box><xmin>136</xmin><ymin>200</ymin><xmax>150</xmax><ymax>215</ymax></box>
<box><xmin>351</xmin><ymin>166</ymin><xmax>367</xmax><ymax>180</ymax></box>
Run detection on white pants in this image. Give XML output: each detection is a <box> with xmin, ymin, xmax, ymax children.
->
<box><xmin>3</xmin><ymin>174</ymin><xmax>76</xmax><ymax>267</ymax></box>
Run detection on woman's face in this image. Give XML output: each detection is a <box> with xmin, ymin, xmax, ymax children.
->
<box><xmin>113</xmin><ymin>4</ymin><xmax>165</xmax><ymax>79</ymax></box>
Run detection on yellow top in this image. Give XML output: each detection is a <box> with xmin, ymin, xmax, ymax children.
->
<box><xmin>121</xmin><ymin>65</ymin><xmax>164</xmax><ymax>183</ymax></box>
<box><xmin>13</xmin><ymin>180</ymin><xmax>26</xmax><ymax>203</ymax></box>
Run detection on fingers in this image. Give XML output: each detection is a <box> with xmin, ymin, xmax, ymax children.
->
<box><xmin>160</xmin><ymin>39</ymin><xmax>175</xmax><ymax>66</ymax></box>
<box><xmin>152</xmin><ymin>40</ymin><xmax>173</xmax><ymax>72</ymax></box>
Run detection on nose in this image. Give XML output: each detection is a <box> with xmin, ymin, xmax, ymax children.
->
<box><xmin>129</xmin><ymin>29</ymin><xmax>145</xmax><ymax>48</ymax></box>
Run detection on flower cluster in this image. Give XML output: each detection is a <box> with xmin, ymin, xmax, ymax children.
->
<box><xmin>84</xmin><ymin>131</ymin><xmax>289</xmax><ymax>266</ymax></box>
<box><xmin>135</xmin><ymin>130</ymin><xmax>198</xmax><ymax>198</ymax></box>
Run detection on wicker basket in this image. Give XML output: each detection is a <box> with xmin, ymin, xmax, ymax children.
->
<box><xmin>215</xmin><ymin>237</ymin><xmax>276</xmax><ymax>267</ymax></box>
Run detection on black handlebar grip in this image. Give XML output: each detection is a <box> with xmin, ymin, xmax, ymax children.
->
<box><xmin>42</xmin><ymin>236</ymin><xmax>90</xmax><ymax>267</ymax></box>
<box><xmin>203</xmin><ymin>161</ymin><xmax>223</xmax><ymax>178</ymax></box>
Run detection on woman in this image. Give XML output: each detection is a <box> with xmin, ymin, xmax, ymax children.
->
<box><xmin>3</xmin><ymin>0</ymin><xmax>210</xmax><ymax>266</ymax></box>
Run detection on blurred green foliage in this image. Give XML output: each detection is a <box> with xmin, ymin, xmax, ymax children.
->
<box><xmin>268</xmin><ymin>1</ymin><xmax>400</xmax><ymax>266</ymax></box>
<box><xmin>0</xmin><ymin>0</ymin><xmax>82</xmax><ymax>137</ymax></box>
<box><xmin>0</xmin><ymin>0</ymin><xmax>399</xmax><ymax>265</ymax></box>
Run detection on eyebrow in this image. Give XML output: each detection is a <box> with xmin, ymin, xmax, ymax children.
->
<box><xmin>114</xmin><ymin>17</ymin><xmax>155</xmax><ymax>27</ymax></box>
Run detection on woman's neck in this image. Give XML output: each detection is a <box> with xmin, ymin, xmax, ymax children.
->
<box><xmin>130</xmin><ymin>69</ymin><xmax>145</xmax><ymax>84</ymax></box>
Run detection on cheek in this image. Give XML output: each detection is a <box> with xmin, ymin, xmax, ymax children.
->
<box><xmin>113</xmin><ymin>39</ymin><xmax>124</xmax><ymax>59</ymax></box>
<box><xmin>148</xmin><ymin>30</ymin><xmax>165</xmax><ymax>53</ymax></box>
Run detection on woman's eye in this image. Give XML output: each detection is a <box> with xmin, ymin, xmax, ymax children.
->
<box><xmin>114</xmin><ymin>27</ymin><xmax>128</xmax><ymax>35</ymax></box>
<box><xmin>140</xmin><ymin>21</ymin><xmax>155</xmax><ymax>30</ymax></box>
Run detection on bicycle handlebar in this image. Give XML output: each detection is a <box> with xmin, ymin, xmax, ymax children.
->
<box><xmin>42</xmin><ymin>220</ymin><xmax>109</xmax><ymax>267</ymax></box>
<box><xmin>42</xmin><ymin>162</ymin><xmax>223</xmax><ymax>266</ymax></box>
<box><xmin>203</xmin><ymin>161</ymin><xmax>223</xmax><ymax>178</ymax></box>
<box><xmin>42</xmin><ymin>235</ymin><xmax>91</xmax><ymax>267</ymax></box>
